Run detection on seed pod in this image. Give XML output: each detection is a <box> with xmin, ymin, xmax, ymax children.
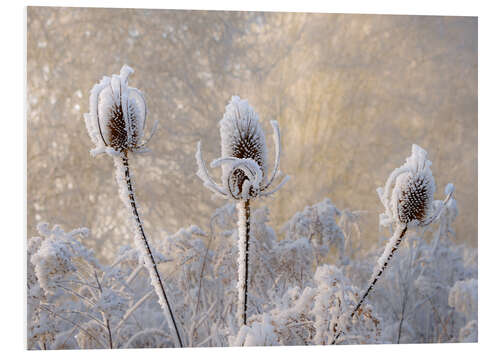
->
<box><xmin>196</xmin><ymin>96</ymin><xmax>289</xmax><ymax>201</ymax></box>
<box><xmin>84</xmin><ymin>65</ymin><xmax>148</xmax><ymax>155</ymax></box>
<box><xmin>394</xmin><ymin>167</ymin><xmax>434</xmax><ymax>225</ymax></box>
<box><xmin>219</xmin><ymin>97</ymin><xmax>267</xmax><ymax>198</ymax></box>
<box><xmin>377</xmin><ymin>144</ymin><xmax>453</xmax><ymax>228</ymax></box>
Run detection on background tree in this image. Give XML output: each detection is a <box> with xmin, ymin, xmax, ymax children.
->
<box><xmin>27</xmin><ymin>8</ymin><xmax>477</xmax><ymax>262</ymax></box>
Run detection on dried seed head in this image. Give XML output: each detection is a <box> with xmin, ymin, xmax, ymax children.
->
<box><xmin>196</xmin><ymin>96</ymin><xmax>289</xmax><ymax>201</ymax></box>
<box><xmin>84</xmin><ymin>65</ymin><xmax>149</xmax><ymax>156</ymax></box>
<box><xmin>377</xmin><ymin>144</ymin><xmax>452</xmax><ymax>228</ymax></box>
<box><xmin>219</xmin><ymin>96</ymin><xmax>267</xmax><ymax>198</ymax></box>
<box><xmin>394</xmin><ymin>171</ymin><xmax>434</xmax><ymax>225</ymax></box>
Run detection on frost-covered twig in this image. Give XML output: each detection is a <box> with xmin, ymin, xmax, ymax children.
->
<box><xmin>124</xmin><ymin>328</ymin><xmax>174</xmax><ymax>348</ymax></box>
<box><xmin>84</xmin><ymin>65</ymin><xmax>182</xmax><ymax>347</ymax></box>
<box><xmin>116</xmin><ymin>290</ymin><xmax>154</xmax><ymax>335</ymax></box>
<box><xmin>237</xmin><ymin>199</ymin><xmax>251</xmax><ymax>325</ymax></box>
<box><xmin>28</xmin><ymin>193</ymin><xmax>471</xmax><ymax>347</ymax></box>
<box><xmin>331</xmin><ymin>224</ymin><xmax>407</xmax><ymax>343</ymax></box>
<box><xmin>93</xmin><ymin>270</ymin><xmax>113</xmax><ymax>348</ymax></box>
<box><xmin>195</xmin><ymin>215</ymin><xmax>216</xmax><ymax>315</ymax></box>
<box><xmin>333</xmin><ymin>144</ymin><xmax>454</xmax><ymax>344</ymax></box>
<box><xmin>357</xmin><ymin>225</ymin><xmax>407</xmax><ymax>316</ymax></box>
<box><xmin>36</xmin><ymin>303</ymin><xmax>107</xmax><ymax>348</ymax></box>
<box><xmin>114</xmin><ymin>154</ymin><xmax>183</xmax><ymax>346</ymax></box>
<box><xmin>195</xmin><ymin>96</ymin><xmax>289</xmax><ymax>326</ymax></box>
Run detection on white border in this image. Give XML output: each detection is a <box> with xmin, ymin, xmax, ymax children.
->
<box><xmin>3</xmin><ymin>1</ymin><xmax>497</xmax><ymax>356</ymax></box>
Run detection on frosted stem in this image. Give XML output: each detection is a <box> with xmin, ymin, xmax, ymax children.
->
<box><xmin>237</xmin><ymin>199</ymin><xmax>251</xmax><ymax>326</ymax></box>
<box><xmin>332</xmin><ymin>224</ymin><xmax>407</xmax><ymax>344</ymax></box>
<box><xmin>93</xmin><ymin>270</ymin><xmax>113</xmax><ymax>349</ymax></box>
<box><xmin>117</xmin><ymin>154</ymin><xmax>183</xmax><ymax>347</ymax></box>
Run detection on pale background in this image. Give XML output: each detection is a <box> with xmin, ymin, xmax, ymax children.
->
<box><xmin>27</xmin><ymin>7</ymin><xmax>477</xmax><ymax>261</ymax></box>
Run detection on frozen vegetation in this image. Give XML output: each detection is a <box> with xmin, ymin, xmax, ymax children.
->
<box><xmin>28</xmin><ymin>81</ymin><xmax>477</xmax><ymax>347</ymax></box>
<box><xmin>26</xmin><ymin>10</ymin><xmax>477</xmax><ymax>350</ymax></box>
<box><xmin>27</xmin><ymin>183</ymin><xmax>477</xmax><ymax>348</ymax></box>
<box><xmin>196</xmin><ymin>96</ymin><xmax>289</xmax><ymax>326</ymax></box>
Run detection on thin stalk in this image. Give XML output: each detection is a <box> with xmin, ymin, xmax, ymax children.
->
<box><xmin>93</xmin><ymin>270</ymin><xmax>113</xmax><ymax>349</ymax></box>
<box><xmin>195</xmin><ymin>218</ymin><xmax>215</xmax><ymax>315</ymax></box>
<box><xmin>237</xmin><ymin>199</ymin><xmax>251</xmax><ymax>326</ymax></box>
<box><xmin>332</xmin><ymin>225</ymin><xmax>408</xmax><ymax>344</ymax></box>
<box><xmin>116</xmin><ymin>290</ymin><xmax>154</xmax><ymax>333</ymax></box>
<box><xmin>35</xmin><ymin>303</ymin><xmax>106</xmax><ymax>348</ymax></box>
<box><xmin>119</xmin><ymin>153</ymin><xmax>183</xmax><ymax>347</ymax></box>
<box><xmin>396</xmin><ymin>294</ymin><xmax>407</xmax><ymax>344</ymax></box>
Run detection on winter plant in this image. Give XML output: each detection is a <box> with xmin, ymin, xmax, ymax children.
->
<box><xmin>83</xmin><ymin>65</ymin><xmax>183</xmax><ymax>347</ymax></box>
<box><xmin>27</xmin><ymin>66</ymin><xmax>477</xmax><ymax>348</ymax></box>
<box><xmin>332</xmin><ymin>144</ymin><xmax>454</xmax><ymax>343</ymax></box>
<box><xmin>28</xmin><ymin>190</ymin><xmax>476</xmax><ymax>348</ymax></box>
<box><xmin>196</xmin><ymin>96</ymin><xmax>289</xmax><ymax>326</ymax></box>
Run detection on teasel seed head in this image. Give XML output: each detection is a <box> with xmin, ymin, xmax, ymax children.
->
<box><xmin>377</xmin><ymin>144</ymin><xmax>454</xmax><ymax>228</ymax></box>
<box><xmin>196</xmin><ymin>96</ymin><xmax>289</xmax><ymax>201</ymax></box>
<box><xmin>220</xmin><ymin>97</ymin><xmax>267</xmax><ymax>198</ymax></box>
<box><xmin>84</xmin><ymin>65</ymin><xmax>157</xmax><ymax>157</ymax></box>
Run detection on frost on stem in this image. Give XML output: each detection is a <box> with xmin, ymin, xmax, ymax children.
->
<box><xmin>113</xmin><ymin>156</ymin><xmax>183</xmax><ymax>347</ymax></box>
<box><xmin>84</xmin><ymin>66</ymin><xmax>182</xmax><ymax>347</ymax></box>
<box><xmin>236</xmin><ymin>200</ymin><xmax>251</xmax><ymax>325</ymax></box>
<box><xmin>195</xmin><ymin>96</ymin><xmax>289</xmax><ymax>327</ymax></box>
<box><xmin>333</xmin><ymin>144</ymin><xmax>455</xmax><ymax>344</ymax></box>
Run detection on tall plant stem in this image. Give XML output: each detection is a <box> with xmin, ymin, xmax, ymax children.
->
<box><xmin>332</xmin><ymin>224</ymin><xmax>408</xmax><ymax>344</ymax></box>
<box><xmin>237</xmin><ymin>199</ymin><xmax>251</xmax><ymax>326</ymax></box>
<box><xmin>119</xmin><ymin>153</ymin><xmax>183</xmax><ymax>347</ymax></box>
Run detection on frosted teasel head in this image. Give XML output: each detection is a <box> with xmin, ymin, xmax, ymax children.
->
<box><xmin>84</xmin><ymin>65</ymin><xmax>158</xmax><ymax>156</ymax></box>
<box><xmin>377</xmin><ymin>144</ymin><xmax>454</xmax><ymax>228</ymax></box>
<box><xmin>196</xmin><ymin>96</ymin><xmax>289</xmax><ymax>200</ymax></box>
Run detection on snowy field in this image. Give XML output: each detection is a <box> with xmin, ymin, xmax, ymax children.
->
<box><xmin>27</xmin><ymin>8</ymin><xmax>477</xmax><ymax>349</ymax></box>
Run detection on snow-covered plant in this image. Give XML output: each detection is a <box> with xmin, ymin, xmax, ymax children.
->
<box><xmin>230</xmin><ymin>265</ymin><xmax>380</xmax><ymax>346</ymax></box>
<box><xmin>361</xmin><ymin>193</ymin><xmax>475</xmax><ymax>344</ymax></box>
<box><xmin>84</xmin><ymin>65</ymin><xmax>157</xmax><ymax>156</ymax></box>
<box><xmin>354</xmin><ymin>218</ymin><xmax>476</xmax><ymax>343</ymax></box>
<box><xmin>448</xmin><ymin>279</ymin><xmax>478</xmax><ymax>342</ymax></box>
<box><xmin>333</xmin><ymin>144</ymin><xmax>454</xmax><ymax>344</ymax></box>
<box><xmin>28</xmin><ymin>189</ymin><xmax>475</xmax><ymax>348</ymax></box>
<box><xmin>377</xmin><ymin>144</ymin><xmax>453</xmax><ymax>229</ymax></box>
<box><xmin>83</xmin><ymin>65</ymin><xmax>182</xmax><ymax>347</ymax></box>
<box><xmin>28</xmin><ymin>223</ymin><xmax>116</xmax><ymax>349</ymax></box>
<box><xmin>196</xmin><ymin>96</ymin><xmax>289</xmax><ymax>326</ymax></box>
<box><xmin>27</xmin><ymin>81</ymin><xmax>474</xmax><ymax>347</ymax></box>
<box><xmin>27</xmin><ymin>223</ymin><xmax>181</xmax><ymax>349</ymax></box>
<box><xmin>281</xmin><ymin>199</ymin><xmax>346</xmax><ymax>265</ymax></box>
